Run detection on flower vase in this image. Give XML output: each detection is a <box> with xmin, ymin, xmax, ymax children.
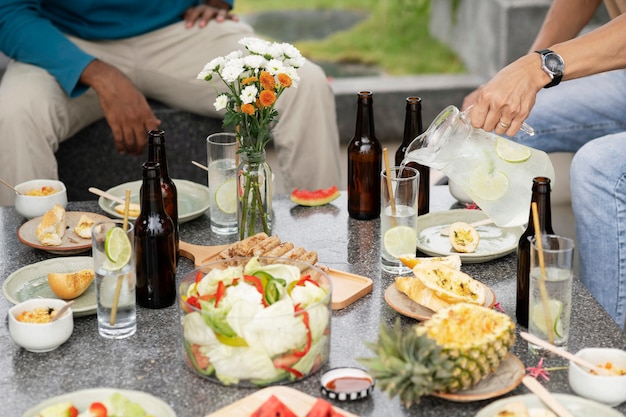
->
<box><xmin>237</xmin><ymin>150</ymin><xmax>272</xmax><ymax>239</ymax></box>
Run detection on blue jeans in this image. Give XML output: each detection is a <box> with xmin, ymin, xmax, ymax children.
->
<box><xmin>514</xmin><ymin>70</ymin><xmax>626</xmax><ymax>329</ymax></box>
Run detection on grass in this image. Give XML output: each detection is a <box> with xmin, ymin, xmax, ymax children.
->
<box><xmin>233</xmin><ymin>0</ymin><xmax>465</xmax><ymax>76</ymax></box>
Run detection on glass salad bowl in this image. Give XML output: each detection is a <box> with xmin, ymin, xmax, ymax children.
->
<box><xmin>178</xmin><ymin>256</ymin><xmax>332</xmax><ymax>387</ymax></box>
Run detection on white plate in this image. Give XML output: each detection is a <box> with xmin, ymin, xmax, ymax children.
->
<box><xmin>476</xmin><ymin>393</ymin><xmax>624</xmax><ymax>417</ymax></box>
<box><xmin>417</xmin><ymin>209</ymin><xmax>524</xmax><ymax>263</ymax></box>
<box><xmin>17</xmin><ymin>211</ymin><xmax>110</xmax><ymax>255</ymax></box>
<box><xmin>21</xmin><ymin>388</ymin><xmax>176</xmax><ymax>417</ymax></box>
<box><xmin>99</xmin><ymin>179</ymin><xmax>210</xmax><ymax>224</ymax></box>
<box><xmin>2</xmin><ymin>257</ymin><xmax>95</xmax><ymax>317</ymax></box>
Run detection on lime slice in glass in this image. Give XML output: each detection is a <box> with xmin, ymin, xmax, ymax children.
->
<box><xmin>384</xmin><ymin>226</ymin><xmax>417</xmax><ymax>258</ymax></box>
<box><xmin>530</xmin><ymin>299</ymin><xmax>564</xmax><ymax>338</ymax></box>
<box><xmin>468</xmin><ymin>165</ymin><xmax>509</xmax><ymax>201</ymax></box>
<box><xmin>215</xmin><ymin>179</ymin><xmax>237</xmax><ymax>214</ymax></box>
<box><xmin>104</xmin><ymin>226</ymin><xmax>132</xmax><ymax>271</ymax></box>
<box><xmin>496</xmin><ymin>137</ymin><xmax>531</xmax><ymax>163</ymax></box>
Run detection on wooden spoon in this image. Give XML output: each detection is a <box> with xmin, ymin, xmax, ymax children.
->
<box><xmin>522</xmin><ymin>376</ymin><xmax>574</xmax><ymax>417</ymax></box>
<box><xmin>51</xmin><ymin>301</ymin><xmax>74</xmax><ymax>322</ymax></box>
<box><xmin>0</xmin><ymin>178</ymin><xmax>21</xmax><ymax>195</ymax></box>
<box><xmin>88</xmin><ymin>187</ymin><xmax>140</xmax><ymax>215</ymax></box>
<box><xmin>440</xmin><ymin>218</ymin><xmax>494</xmax><ymax>236</ymax></box>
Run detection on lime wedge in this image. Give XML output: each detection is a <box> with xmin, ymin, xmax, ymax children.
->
<box><xmin>496</xmin><ymin>137</ymin><xmax>531</xmax><ymax>163</ymax></box>
<box><xmin>215</xmin><ymin>179</ymin><xmax>237</xmax><ymax>214</ymax></box>
<box><xmin>384</xmin><ymin>226</ymin><xmax>417</xmax><ymax>258</ymax></box>
<box><xmin>530</xmin><ymin>299</ymin><xmax>564</xmax><ymax>338</ymax></box>
<box><xmin>104</xmin><ymin>226</ymin><xmax>132</xmax><ymax>271</ymax></box>
<box><xmin>468</xmin><ymin>165</ymin><xmax>509</xmax><ymax>201</ymax></box>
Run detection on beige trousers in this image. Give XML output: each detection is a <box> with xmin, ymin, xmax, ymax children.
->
<box><xmin>0</xmin><ymin>20</ymin><xmax>342</xmax><ymax>205</ymax></box>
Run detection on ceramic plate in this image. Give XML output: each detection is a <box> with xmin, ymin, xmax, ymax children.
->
<box><xmin>476</xmin><ymin>393</ymin><xmax>624</xmax><ymax>417</ymax></box>
<box><xmin>99</xmin><ymin>179</ymin><xmax>210</xmax><ymax>224</ymax></box>
<box><xmin>416</xmin><ymin>209</ymin><xmax>524</xmax><ymax>263</ymax></box>
<box><xmin>384</xmin><ymin>281</ymin><xmax>496</xmax><ymax>321</ymax></box>
<box><xmin>17</xmin><ymin>212</ymin><xmax>110</xmax><ymax>255</ymax></box>
<box><xmin>432</xmin><ymin>353</ymin><xmax>524</xmax><ymax>402</ymax></box>
<box><xmin>21</xmin><ymin>388</ymin><xmax>176</xmax><ymax>417</ymax></box>
<box><xmin>2</xmin><ymin>257</ymin><xmax>96</xmax><ymax>317</ymax></box>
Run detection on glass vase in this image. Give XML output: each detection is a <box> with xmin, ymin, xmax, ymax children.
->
<box><xmin>237</xmin><ymin>150</ymin><xmax>272</xmax><ymax>239</ymax></box>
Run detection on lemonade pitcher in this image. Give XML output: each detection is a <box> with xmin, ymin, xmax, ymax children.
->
<box><xmin>403</xmin><ymin>105</ymin><xmax>555</xmax><ymax>227</ymax></box>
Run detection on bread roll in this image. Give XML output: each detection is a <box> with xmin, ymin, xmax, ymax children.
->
<box><xmin>36</xmin><ymin>204</ymin><xmax>66</xmax><ymax>246</ymax></box>
<box><xmin>48</xmin><ymin>269</ymin><xmax>95</xmax><ymax>300</ymax></box>
<box><xmin>449</xmin><ymin>221</ymin><xmax>480</xmax><ymax>253</ymax></box>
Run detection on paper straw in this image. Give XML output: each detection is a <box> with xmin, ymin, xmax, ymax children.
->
<box><xmin>110</xmin><ymin>189</ymin><xmax>132</xmax><ymax>326</ymax></box>
<box><xmin>531</xmin><ymin>202</ymin><xmax>555</xmax><ymax>344</ymax></box>
<box><xmin>382</xmin><ymin>148</ymin><xmax>397</xmax><ymax>226</ymax></box>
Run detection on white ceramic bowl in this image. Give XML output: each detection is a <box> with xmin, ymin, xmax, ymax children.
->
<box><xmin>448</xmin><ymin>179</ymin><xmax>474</xmax><ymax>204</ymax></box>
<box><xmin>14</xmin><ymin>179</ymin><xmax>67</xmax><ymax>219</ymax></box>
<box><xmin>568</xmin><ymin>347</ymin><xmax>626</xmax><ymax>406</ymax></box>
<box><xmin>8</xmin><ymin>298</ymin><xmax>74</xmax><ymax>353</ymax></box>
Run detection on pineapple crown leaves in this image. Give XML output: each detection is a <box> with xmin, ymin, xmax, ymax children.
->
<box><xmin>357</xmin><ymin>319</ymin><xmax>453</xmax><ymax>407</ymax></box>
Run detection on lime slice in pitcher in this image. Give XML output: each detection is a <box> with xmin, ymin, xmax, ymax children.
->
<box><xmin>104</xmin><ymin>226</ymin><xmax>132</xmax><ymax>271</ymax></box>
<box><xmin>530</xmin><ymin>299</ymin><xmax>564</xmax><ymax>338</ymax></box>
<box><xmin>215</xmin><ymin>179</ymin><xmax>237</xmax><ymax>214</ymax></box>
<box><xmin>496</xmin><ymin>137</ymin><xmax>531</xmax><ymax>163</ymax></box>
<box><xmin>384</xmin><ymin>226</ymin><xmax>417</xmax><ymax>258</ymax></box>
<box><xmin>468</xmin><ymin>165</ymin><xmax>509</xmax><ymax>201</ymax></box>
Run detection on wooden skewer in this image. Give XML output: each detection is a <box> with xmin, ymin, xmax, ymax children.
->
<box><xmin>192</xmin><ymin>160</ymin><xmax>209</xmax><ymax>173</ymax></box>
<box><xmin>522</xmin><ymin>376</ymin><xmax>574</xmax><ymax>417</ymax></box>
<box><xmin>0</xmin><ymin>178</ymin><xmax>20</xmax><ymax>194</ymax></box>
<box><xmin>89</xmin><ymin>187</ymin><xmax>126</xmax><ymax>205</ymax></box>
<box><xmin>440</xmin><ymin>218</ymin><xmax>494</xmax><ymax>236</ymax></box>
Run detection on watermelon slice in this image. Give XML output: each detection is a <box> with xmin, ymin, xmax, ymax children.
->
<box><xmin>290</xmin><ymin>186</ymin><xmax>340</xmax><ymax>206</ymax></box>
<box><xmin>305</xmin><ymin>398</ymin><xmax>345</xmax><ymax>417</ymax></box>
<box><xmin>251</xmin><ymin>395</ymin><xmax>298</xmax><ymax>417</ymax></box>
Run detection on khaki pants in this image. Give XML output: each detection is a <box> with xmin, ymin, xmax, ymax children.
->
<box><xmin>0</xmin><ymin>20</ymin><xmax>342</xmax><ymax>205</ymax></box>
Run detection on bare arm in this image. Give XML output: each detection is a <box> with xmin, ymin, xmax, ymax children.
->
<box><xmin>183</xmin><ymin>0</ymin><xmax>238</xmax><ymax>28</ymax></box>
<box><xmin>79</xmin><ymin>59</ymin><xmax>160</xmax><ymax>156</ymax></box>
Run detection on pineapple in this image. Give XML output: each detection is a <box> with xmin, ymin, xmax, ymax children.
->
<box><xmin>359</xmin><ymin>303</ymin><xmax>515</xmax><ymax>407</ymax></box>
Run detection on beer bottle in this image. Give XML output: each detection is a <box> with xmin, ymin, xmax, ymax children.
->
<box><xmin>395</xmin><ymin>96</ymin><xmax>430</xmax><ymax>215</ymax></box>
<box><xmin>147</xmin><ymin>129</ymin><xmax>179</xmax><ymax>258</ymax></box>
<box><xmin>135</xmin><ymin>162</ymin><xmax>177</xmax><ymax>309</ymax></box>
<box><xmin>516</xmin><ymin>177</ymin><xmax>554</xmax><ymax>327</ymax></box>
<box><xmin>347</xmin><ymin>91</ymin><xmax>382</xmax><ymax>220</ymax></box>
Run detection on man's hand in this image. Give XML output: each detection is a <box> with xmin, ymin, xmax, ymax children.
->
<box><xmin>80</xmin><ymin>60</ymin><xmax>160</xmax><ymax>156</ymax></box>
<box><xmin>184</xmin><ymin>0</ymin><xmax>238</xmax><ymax>28</ymax></box>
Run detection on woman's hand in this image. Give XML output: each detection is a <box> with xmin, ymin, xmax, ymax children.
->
<box><xmin>184</xmin><ymin>0</ymin><xmax>238</xmax><ymax>28</ymax></box>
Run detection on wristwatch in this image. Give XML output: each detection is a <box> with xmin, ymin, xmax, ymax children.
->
<box><xmin>535</xmin><ymin>49</ymin><xmax>565</xmax><ymax>88</ymax></box>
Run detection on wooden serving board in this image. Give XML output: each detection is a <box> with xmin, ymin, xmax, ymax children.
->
<box><xmin>205</xmin><ymin>386</ymin><xmax>358</xmax><ymax>417</ymax></box>
<box><xmin>179</xmin><ymin>241</ymin><xmax>373</xmax><ymax>310</ymax></box>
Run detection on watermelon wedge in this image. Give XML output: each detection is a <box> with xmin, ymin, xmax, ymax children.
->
<box><xmin>251</xmin><ymin>395</ymin><xmax>298</xmax><ymax>417</ymax></box>
<box><xmin>306</xmin><ymin>398</ymin><xmax>345</xmax><ymax>417</ymax></box>
<box><xmin>290</xmin><ymin>186</ymin><xmax>340</xmax><ymax>206</ymax></box>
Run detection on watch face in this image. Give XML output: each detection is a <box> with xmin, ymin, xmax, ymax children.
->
<box><xmin>544</xmin><ymin>53</ymin><xmax>564</xmax><ymax>74</ymax></box>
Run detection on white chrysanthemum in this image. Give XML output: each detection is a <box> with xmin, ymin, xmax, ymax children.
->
<box><xmin>244</xmin><ymin>55</ymin><xmax>267</xmax><ymax>70</ymax></box>
<box><xmin>280</xmin><ymin>43</ymin><xmax>304</xmax><ymax>66</ymax></box>
<box><xmin>196</xmin><ymin>69</ymin><xmax>212</xmax><ymax>80</ymax></box>
<box><xmin>240</xmin><ymin>85</ymin><xmax>258</xmax><ymax>104</ymax></box>
<box><xmin>220</xmin><ymin>61</ymin><xmax>245</xmax><ymax>83</ymax></box>
<box><xmin>285</xmin><ymin>56</ymin><xmax>305</xmax><ymax>69</ymax></box>
<box><xmin>266</xmin><ymin>59</ymin><xmax>285</xmax><ymax>75</ymax></box>
<box><xmin>204</xmin><ymin>56</ymin><xmax>225</xmax><ymax>72</ymax></box>
<box><xmin>214</xmin><ymin>94</ymin><xmax>228</xmax><ymax>111</ymax></box>
<box><xmin>240</xmin><ymin>37</ymin><xmax>270</xmax><ymax>56</ymax></box>
<box><xmin>224</xmin><ymin>50</ymin><xmax>243</xmax><ymax>61</ymax></box>
<box><xmin>266</xmin><ymin>43</ymin><xmax>283</xmax><ymax>60</ymax></box>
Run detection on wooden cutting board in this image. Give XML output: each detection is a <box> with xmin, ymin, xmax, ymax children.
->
<box><xmin>179</xmin><ymin>241</ymin><xmax>373</xmax><ymax>310</ymax></box>
<box><xmin>204</xmin><ymin>386</ymin><xmax>358</xmax><ymax>417</ymax></box>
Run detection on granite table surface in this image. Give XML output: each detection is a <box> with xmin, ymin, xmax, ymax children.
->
<box><xmin>1</xmin><ymin>188</ymin><xmax>625</xmax><ymax>417</ymax></box>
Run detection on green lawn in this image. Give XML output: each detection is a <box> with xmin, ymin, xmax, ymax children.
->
<box><xmin>233</xmin><ymin>0</ymin><xmax>465</xmax><ymax>76</ymax></box>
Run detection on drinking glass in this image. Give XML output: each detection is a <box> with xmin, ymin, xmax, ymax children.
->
<box><xmin>207</xmin><ymin>133</ymin><xmax>238</xmax><ymax>235</ymax></box>
<box><xmin>92</xmin><ymin>220</ymin><xmax>137</xmax><ymax>339</ymax></box>
<box><xmin>527</xmin><ymin>234</ymin><xmax>575</xmax><ymax>354</ymax></box>
<box><xmin>380</xmin><ymin>166</ymin><xmax>419</xmax><ymax>274</ymax></box>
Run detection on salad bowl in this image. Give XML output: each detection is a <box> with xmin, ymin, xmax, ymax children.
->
<box><xmin>178</xmin><ymin>256</ymin><xmax>332</xmax><ymax>387</ymax></box>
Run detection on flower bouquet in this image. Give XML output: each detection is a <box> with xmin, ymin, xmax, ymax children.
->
<box><xmin>198</xmin><ymin>37</ymin><xmax>304</xmax><ymax>239</ymax></box>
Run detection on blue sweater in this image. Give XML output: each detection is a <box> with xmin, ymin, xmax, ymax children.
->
<box><xmin>0</xmin><ymin>0</ymin><xmax>234</xmax><ymax>97</ymax></box>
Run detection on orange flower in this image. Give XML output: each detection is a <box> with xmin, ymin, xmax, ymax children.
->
<box><xmin>260</xmin><ymin>71</ymin><xmax>275</xmax><ymax>90</ymax></box>
<box><xmin>277</xmin><ymin>73</ymin><xmax>292</xmax><ymax>88</ymax></box>
<box><xmin>242</xmin><ymin>76</ymin><xmax>258</xmax><ymax>86</ymax></box>
<box><xmin>259</xmin><ymin>90</ymin><xmax>276</xmax><ymax>107</ymax></box>
<box><xmin>241</xmin><ymin>103</ymin><xmax>255</xmax><ymax>115</ymax></box>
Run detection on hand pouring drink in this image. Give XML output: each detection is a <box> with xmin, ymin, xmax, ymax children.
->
<box><xmin>403</xmin><ymin>105</ymin><xmax>555</xmax><ymax>227</ymax></box>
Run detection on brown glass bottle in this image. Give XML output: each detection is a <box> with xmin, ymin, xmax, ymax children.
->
<box><xmin>516</xmin><ymin>177</ymin><xmax>554</xmax><ymax>327</ymax></box>
<box><xmin>135</xmin><ymin>162</ymin><xmax>177</xmax><ymax>309</ymax></box>
<box><xmin>395</xmin><ymin>96</ymin><xmax>430</xmax><ymax>215</ymax></box>
<box><xmin>147</xmin><ymin>129</ymin><xmax>179</xmax><ymax>258</ymax></box>
<box><xmin>347</xmin><ymin>91</ymin><xmax>382</xmax><ymax>220</ymax></box>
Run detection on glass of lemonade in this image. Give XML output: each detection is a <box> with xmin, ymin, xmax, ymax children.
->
<box><xmin>403</xmin><ymin>105</ymin><xmax>555</xmax><ymax>227</ymax></box>
<box><xmin>380</xmin><ymin>166</ymin><xmax>419</xmax><ymax>274</ymax></box>
<box><xmin>528</xmin><ymin>235</ymin><xmax>575</xmax><ymax>354</ymax></box>
<box><xmin>92</xmin><ymin>220</ymin><xmax>136</xmax><ymax>339</ymax></box>
<box><xmin>207</xmin><ymin>133</ymin><xmax>238</xmax><ymax>235</ymax></box>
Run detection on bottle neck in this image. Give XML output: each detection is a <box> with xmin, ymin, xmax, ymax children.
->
<box><xmin>526</xmin><ymin>178</ymin><xmax>553</xmax><ymax>232</ymax></box>
<box><xmin>354</xmin><ymin>91</ymin><xmax>376</xmax><ymax>140</ymax></box>
<box><xmin>148</xmin><ymin>130</ymin><xmax>170</xmax><ymax>178</ymax></box>
<box><xmin>140</xmin><ymin>163</ymin><xmax>166</xmax><ymax>215</ymax></box>
<box><xmin>401</xmin><ymin>97</ymin><xmax>423</xmax><ymax>146</ymax></box>
<box><xmin>241</xmin><ymin>150</ymin><xmax>266</xmax><ymax>164</ymax></box>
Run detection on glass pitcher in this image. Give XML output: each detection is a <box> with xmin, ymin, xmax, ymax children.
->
<box><xmin>403</xmin><ymin>105</ymin><xmax>555</xmax><ymax>227</ymax></box>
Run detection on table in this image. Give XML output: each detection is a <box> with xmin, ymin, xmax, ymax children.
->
<box><xmin>1</xmin><ymin>188</ymin><xmax>625</xmax><ymax>417</ymax></box>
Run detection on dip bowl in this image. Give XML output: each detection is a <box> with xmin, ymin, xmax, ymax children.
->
<box><xmin>568</xmin><ymin>347</ymin><xmax>626</xmax><ymax>406</ymax></box>
<box><xmin>14</xmin><ymin>179</ymin><xmax>67</xmax><ymax>219</ymax></box>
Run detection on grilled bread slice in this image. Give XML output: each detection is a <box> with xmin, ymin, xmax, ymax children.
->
<box><xmin>449</xmin><ymin>221</ymin><xmax>480</xmax><ymax>253</ymax></box>
<box><xmin>36</xmin><ymin>204</ymin><xmax>66</xmax><ymax>246</ymax></box>
<box><xmin>395</xmin><ymin>276</ymin><xmax>451</xmax><ymax>312</ymax></box>
<box><xmin>413</xmin><ymin>263</ymin><xmax>486</xmax><ymax>305</ymax></box>
<box><xmin>48</xmin><ymin>269</ymin><xmax>95</xmax><ymax>300</ymax></box>
<box><xmin>73</xmin><ymin>214</ymin><xmax>95</xmax><ymax>239</ymax></box>
<box><xmin>399</xmin><ymin>254</ymin><xmax>462</xmax><ymax>271</ymax></box>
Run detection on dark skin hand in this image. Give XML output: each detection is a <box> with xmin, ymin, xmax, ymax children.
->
<box><xmin>78</xmin><ymin>0</ymin><xmax>236</xmax><ymax>156</ymax></box>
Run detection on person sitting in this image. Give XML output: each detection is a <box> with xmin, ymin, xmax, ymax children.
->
<box><xmin>0</xmin><ymin>0</ymin><xmax>342</xmax><ymax>206</ymax></box>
